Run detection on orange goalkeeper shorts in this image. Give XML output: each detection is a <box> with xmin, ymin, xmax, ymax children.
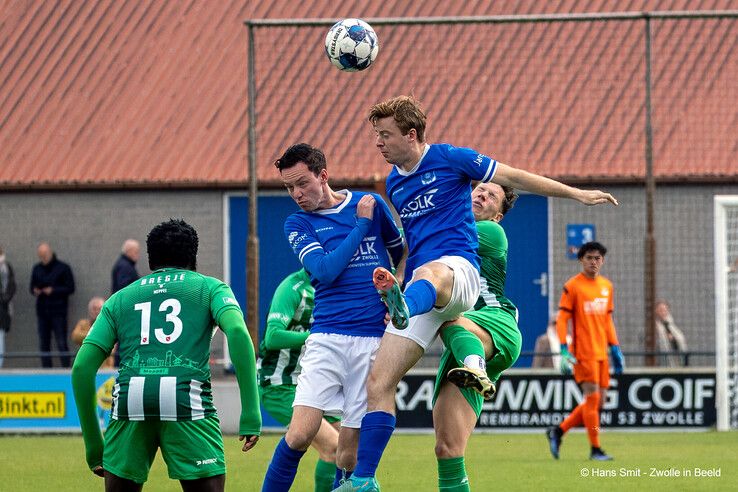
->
<box><xmin>573</xmin><ymin>358</ymin><xmax>610</xmax><ymax>388</ymax></box>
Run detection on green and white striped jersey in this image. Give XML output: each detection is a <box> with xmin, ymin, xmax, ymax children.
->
<box><xmin>473</xmin><ymin>220</ymin><xmax>518</xmax><ymax>318</ymax></box>
<box><xmin>258</xmin><ymin>269</ymin><xmax>313</xmax><ymax>387</ymax></box>
<box><xmin>83</xmin><ymin>268</ymin><xmax>242</xmax><ymax>421</ymax></box>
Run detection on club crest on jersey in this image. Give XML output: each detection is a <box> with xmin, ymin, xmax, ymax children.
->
<box><xmin>420</xmin><ymin>171</ymin><xmax>436</xmax><ymax>185</ymax></box>
<box><xmin>601</xmin><ymin>288</ymin><xmax>609</xmax><ymax>296</ymax></box>
<box><xmin>400</xmin><ymin>188</ymin><xmax>439</xmax><ymax>218</ymax></box>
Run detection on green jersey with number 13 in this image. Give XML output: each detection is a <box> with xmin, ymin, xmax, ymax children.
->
<box><xmin>83</xmin><ymin>268</ymin><xmax>242</xmax><ymax>421</ymax></box>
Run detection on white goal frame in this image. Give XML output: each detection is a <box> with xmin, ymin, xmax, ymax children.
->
<box><xmin>714</xmin><ymin>195</ymin><xmax>738</xmax><ymax>431</ymax></box>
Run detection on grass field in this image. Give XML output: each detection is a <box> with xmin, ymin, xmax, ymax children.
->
<box><xmin>2</xmin><ymin>431</ymin><xmax>737</xmax><ymax>491</ymax></box>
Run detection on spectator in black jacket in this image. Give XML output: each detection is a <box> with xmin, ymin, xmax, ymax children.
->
<box><xmin>30</xmin><ymin>242</ymin><xmax>75</xmax><ymax>367</ymax></box>
<box><xmin>111</xmin><ymin>239</ymin><xmax>140</xmax><ymax>294</ymax></box>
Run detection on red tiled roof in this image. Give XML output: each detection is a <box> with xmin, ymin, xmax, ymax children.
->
<box><xmin>0</xmin><ymin>0</ymin><xmax>736</xmax><ymax>189</ymax></box>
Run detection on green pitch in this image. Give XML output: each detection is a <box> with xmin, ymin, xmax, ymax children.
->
<box><xmin>2</xmin><ymin>431</ymin><xmax>736</xmax><ymax>491</ymax></box>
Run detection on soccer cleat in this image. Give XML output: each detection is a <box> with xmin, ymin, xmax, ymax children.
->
<box><xmin>590</xmin><ymin>448</ymin><xmax>614</xmax><ymax>461</ymax></box>
<box><xmin>546</xmin><ymin>426</ymin><xmax>563</xmax><ymax>459</ymax></box>
<box><xmin>446</xmin><ymin>366</ymin><xmax>497</xmax><ymax>400</ymax></box>
<box><xmin>373</xmin><ymin>267</ymin><xmax>410</xmax><ymax>330</ymax></box>
<box><xmin>332</xmin><ymin>475</ymin><xmax>380</xmax><ymax>492</ymax></box>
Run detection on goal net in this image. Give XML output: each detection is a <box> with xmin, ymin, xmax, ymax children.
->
<box><xmin>715</xmin><ymin>196</ymin><xmax>738</xmax><ymax>431</ymax></box>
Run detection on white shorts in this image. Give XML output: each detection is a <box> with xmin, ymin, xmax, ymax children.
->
<box><xmin>385</xmin><ymin>255</ymin><xmax>480</xmax><ymax>351</ymax></box>
<box><xmin>293</xmin><ymin>332</ymin><xmax>381</xmax><ymax>428</ymax></box>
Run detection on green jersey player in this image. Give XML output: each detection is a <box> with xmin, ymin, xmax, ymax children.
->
<box><xmin>72</xmin><ymin>219</ymin><xmax>261</xmax><ymax>492</ymax></box>
<box><xmin>432</xmin><ymin>183</ymin><xmax>522</xmax><ymax>492</ymax></box>
<box><xmin>259</xmin><ymin>269</ymin><xmax>313</xmax><ymax>390</ymax></box>
<box><xmin>258</xmin><ymin>269</ymin><xmax>339</xmax><ymax>491</ymax></box>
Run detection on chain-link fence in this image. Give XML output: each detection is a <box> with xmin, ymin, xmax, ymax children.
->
<box><xmin>244</xmin><ymin>12</ymin><xmax>738</xmax><ymax>367</ymax></box>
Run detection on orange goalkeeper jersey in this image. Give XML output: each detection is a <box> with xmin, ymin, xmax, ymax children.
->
<box><xmin>556</xmin><ymin>273</ymin><xmax>618</xmax><ymax>361</ymax></box>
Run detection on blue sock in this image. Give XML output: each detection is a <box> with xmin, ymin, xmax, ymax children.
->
<box><xmin>334</xmin><ymin>468</ymin><xmax>353</xmax><ymax>488</ymax></box>
<box><xmin>404</xmin><ymin>279</ymin><xmax>437</xmax><ymax>317</ymax></box>
<box><xmin>261</xmin><ymin>437</ymin><xmax>305</xmax><ymax>492</ymax></box>
<box><xmin>353</xmin><ymin>411</ymin><xmax>396</xmax><ymax>478</ymax></box>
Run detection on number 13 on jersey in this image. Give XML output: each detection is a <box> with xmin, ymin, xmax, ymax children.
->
<box><xmin>135</xmin><ymin>299</ymin><xmax>183</xmax><ymax>345</ymax></box>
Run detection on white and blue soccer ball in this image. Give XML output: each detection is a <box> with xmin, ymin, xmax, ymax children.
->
<box><xmin>324</xmin><ymin>18</ymin><xmax>379</xmax><ymax>72</ymax></box>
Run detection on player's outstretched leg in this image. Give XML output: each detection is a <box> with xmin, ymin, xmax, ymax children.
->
<box><xmin>446</xmin><ymin>367</ymin><xmax>496</xmax><ymax>400</ymax></box>
<box><xmin>373</xmin><ymin>267</ymin><xmax>409</xmax><ymax>330</ymax></box>
<box><xmin>546</xmin><ymin>425</ymin><xmax>563</xmax><ymax>459</ymax></box>
<box><xmin>441</xmin><ymin>323</ymin><xmax>495</xmax><ymax>400</ymax></box>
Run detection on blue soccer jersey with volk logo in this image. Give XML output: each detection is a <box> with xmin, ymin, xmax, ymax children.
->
<box><xmin>284</xmin><ymin>190</ymin><xmax>403</xmax><ymax>337</ymax></box>
<box><xmin>386</xmin><ymin>143</ymin><xmax>497</xmax><ymax>277</ymax></box>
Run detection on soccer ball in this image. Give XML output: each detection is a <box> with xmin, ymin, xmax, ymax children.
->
<box><xmin>324</xmin><ymin>18</ymin><xmax>379</xmax><ymax>72</ymax></box>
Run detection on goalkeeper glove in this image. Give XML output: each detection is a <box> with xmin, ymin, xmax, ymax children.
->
<box><xmin>559</xmin><ymin>344</ymin><xmax>577</xmax><ymax>375</ymax></box>
<box><xmin>610</xmin><ymin>345</ymin><xmax>624</xmax><ymax>374</ymax></box>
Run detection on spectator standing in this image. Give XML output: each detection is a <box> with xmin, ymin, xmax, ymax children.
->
<box><xmin>111</xmin><ymin>239</ymin><xmax>140</xmax><ymax>293</ymax></box>
<box><xmin>654</xmin><ymin>300</ymin><xmax>688</xmax><ymax>367</ymax></box>
<box><xmin>30</xmin><ymin>242</ymin><xmax>75</xmax><ymax>368</ymax></box>
<box><xmin>0</xmin><ymin>246</ymin><xmax>17</xmax><ymax>368</ymax></box>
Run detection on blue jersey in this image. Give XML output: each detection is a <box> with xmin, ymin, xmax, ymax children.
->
<box><xmin>284</xmin><ymin>190</ymin><xmax>403</xmax><ymax>337</ymax></box>
<box><xmin>386</xmin><ymin>143</ymin><xmax>498</xmax><ymax>277</ymax></box>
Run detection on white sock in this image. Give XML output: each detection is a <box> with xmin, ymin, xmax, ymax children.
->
<box><xmin>463</xmin><ymin>355</ymin><xmax>486</xmax><ymax>371</ymax></box>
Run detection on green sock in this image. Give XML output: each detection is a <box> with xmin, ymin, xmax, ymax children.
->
<box><xmin>442</xmin><ymin>324</ymin><xmax>485</xmax><ymax>368</ymax></box>
<box><xmin>437</xmin><ymin>457</ymin><xmax>470</xmax><ymax>491</ymax></box>
<box><xmin>314</xmin><ymin>458</ymin><xmax>336</xmax><ymax>492</ymax></box>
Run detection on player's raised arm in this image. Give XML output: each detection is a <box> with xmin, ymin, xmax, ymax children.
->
<box><xmin>219</xmin><ymin>309</ymin><xmax>261</xmax><ymax>451</ymax></box>
<box><xmin>285</xmin><ymin>212</ymin><xmax>373</xmax><ymax>285</ymax></box>
<box><xmin>492</xmin><ymin>162</ymin><xmax>618</xmax><ymax>206</ymax></box>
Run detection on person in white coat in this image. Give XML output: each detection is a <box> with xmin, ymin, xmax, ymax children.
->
<box><xmin>654</xmin><ymin>300</ymin><xmax>688</xmax><ymax>367</ymax></box>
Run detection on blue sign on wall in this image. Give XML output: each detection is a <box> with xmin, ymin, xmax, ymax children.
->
<box><xmin>566</xmin><ymin>224</ymin><xmax>596</xmax><ymax>259</ymax></box>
